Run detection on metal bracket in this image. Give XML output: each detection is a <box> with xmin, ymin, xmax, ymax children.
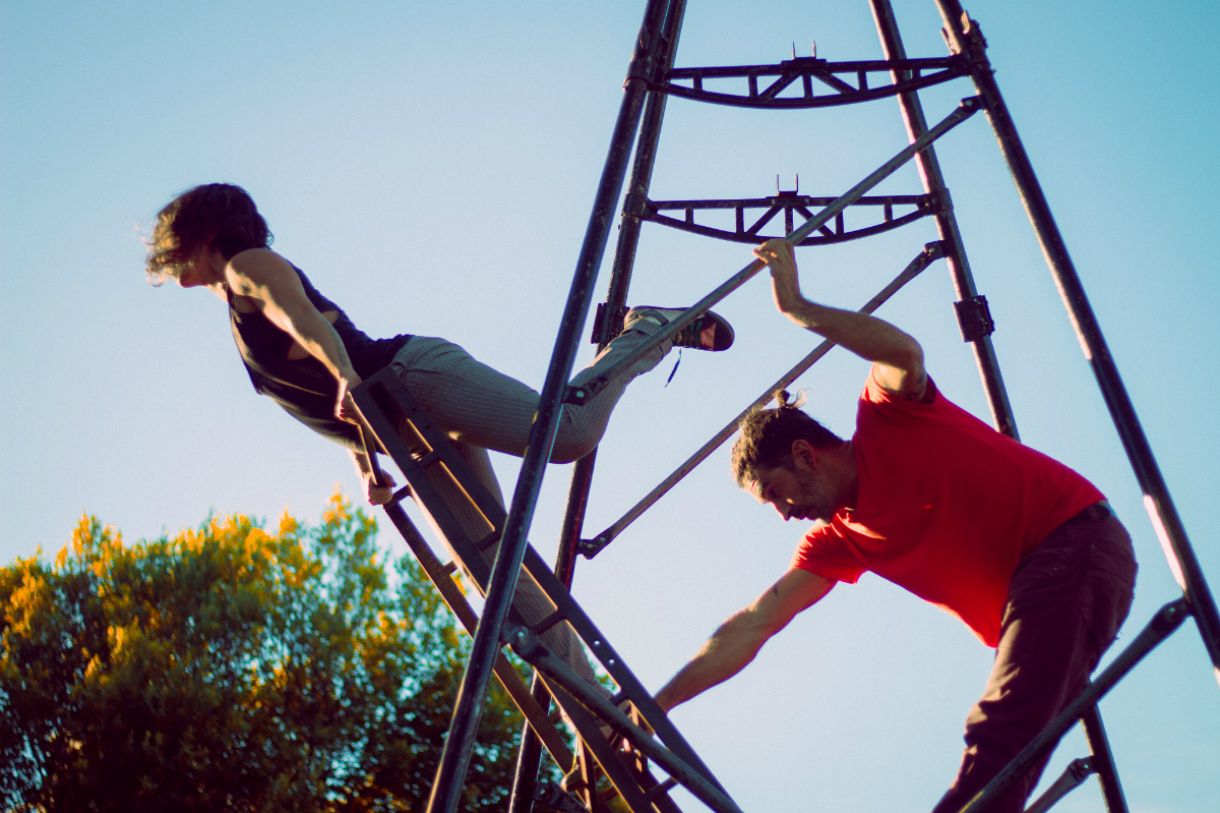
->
<box><xmin>954</xmin><ymin>294</ymin><xmax>995</xmax><ymax>342</ymax></box>
<box><xmin>591</xmin><ymin>302</ymin><xmax>629</xmax><ymax>346</ymax></box>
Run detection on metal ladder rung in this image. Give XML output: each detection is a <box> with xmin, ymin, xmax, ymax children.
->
<box><xmin>644</xmin><ymin>777</ymin><xmax>680</xmax><ymax>802</ymax></box>
<box><xmin>533</xmin><ymin>609</ymin><xmax>570</xmax><ymax>636</ymax></box>
<box><xmin>474</xmin><ymin>530</ymin><xmax>501</xmax><ymax>553</ymax></box>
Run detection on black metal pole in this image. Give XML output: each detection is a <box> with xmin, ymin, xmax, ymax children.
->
<box><xmin>868</xmin><ymin>0</ymin><xmax>1018</xmax><ymax>439</ymax></box>
<box><xmin>505</xmin><ymin>454</ymin><xmax>601</xmax><ymax>813</ymax></box>
<box><xmin>877</xmin><ymin>5</ymin><xmax>1131</xmax><ymax>791</ymax></box>
<box><xmin>1081</xmin><ymin>707</ymin><xmax>1129</xmax><ymax>812</ymax></box>
<box><xmin>424</xmin><ymin>2</ymin><xmax>674</xmax><ymax>810</ymax></box>
<box><xmin>598</xmin><ymin>0</ymin><xmax>687</xmax><ymax>334</ymax></box>
<box><xmin>935</xmin><ymin>0</ymin><xmax>1220</xmax><ymax>678</ymax></box>
<box><xmin>506</xmin><ymin>6</ymin><xmax>689</xmax><ymax>809</ymax></box>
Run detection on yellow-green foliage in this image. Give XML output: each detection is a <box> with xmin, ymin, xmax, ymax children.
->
<box><xmin>0</xmin><ymin>494</ymin><xmax>525</xmax><ymax>812</ymax></box>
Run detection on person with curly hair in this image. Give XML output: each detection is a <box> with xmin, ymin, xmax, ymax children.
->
<box><xmin>146</xmin><ymin>183</ymin><xmax>734</xmax><ymax>501</ymax></box>
<box><xmin>146</xmin><ymin>181</ymin><xmax>734</xmax><ymax>702</ymax></box>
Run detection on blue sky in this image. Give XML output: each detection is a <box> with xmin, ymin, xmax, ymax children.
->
<box><xmin>2</xmin><ymin>1</ymin><xmax>1217</xmax><ymax>810</ymax></box>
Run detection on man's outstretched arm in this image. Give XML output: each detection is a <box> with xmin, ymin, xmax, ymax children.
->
<box><xmin>753</xmin><ymin>239</ymin><xmax>927</xmax><ymax>399</ymax></box>
<box><xmin>655</xmin><ymin>568</ymin><xmax>834</xmax><ymax>712</ymax></box>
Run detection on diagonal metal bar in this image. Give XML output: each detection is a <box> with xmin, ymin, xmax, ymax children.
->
<box><xmin>581</xmin><ymin>242</ymin><xmax>944</xmax><ymax>556</ymax></box>
<box><xmin>424</xmin><ymin>2</ymin><xmax>675</xmax><ymax>808</ymax></box>
<box><xmin>569</xmin><ymin>96</ymin><xmax>981</xmax><ymax>405</ymax></box>
<box><xmin>1024</xmin><ymin>758</ymin><xmax>1095</xmax><ymax>813</ymax></box>
<box><xmin>511</xmin><ymin>0</ymin><xmax>691</xmax><ymax>807</ymax></box>
<box><xmin>1081</xmin><ymin>707</ymin><xmax>1129</xmax><ymax>812</ymax></box>
<box><xmin>377</xmin><ymin>501</ymin><xmax>575</xmax><ymax>769</ymax></box>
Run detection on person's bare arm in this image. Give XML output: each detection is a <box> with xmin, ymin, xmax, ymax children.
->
<box><xmin>350</xmin><ymin>449</ymin><xmax>397</xmax><ymax>505</ymax></box>
<box><xmin>753</xmin><ymin>239</ymin><xmax>927</xmax><ymax>399</ymax></box>
<box><xmin>655</xmin><ymin>568</ymin><xmax>835</xmax><ymax>712</ymax></box>
<box><xmin>225</xmin><ymin>248</ymin><xmax>364</xmax><ymax>419</ymax></box>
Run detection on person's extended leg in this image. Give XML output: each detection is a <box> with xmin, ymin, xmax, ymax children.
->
<box><xmin>384</xmin><ymin>309</ymin><xmax>731</xmax><ymax>752</ymax></box>
<box><xmin>388</xmin><ymin>307</ymin><xmax>731</xmax><ymax>463</ymax></box>
<box><xmin>931</xmin><ymin>505</ymin><xmax>1136</xmax><ymax>813</ymax></box>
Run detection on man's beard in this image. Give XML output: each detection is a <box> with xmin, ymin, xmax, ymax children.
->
<box><xmin>790</xmin><ymin>467</ymin><xmax>841</xmax><ymax>523</ymax></box>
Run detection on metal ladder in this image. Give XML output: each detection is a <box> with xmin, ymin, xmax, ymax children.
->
<box><xmin>351</xmin><ymin>368</ymin><xmax>743</xmax><ymax>813</ymax></box>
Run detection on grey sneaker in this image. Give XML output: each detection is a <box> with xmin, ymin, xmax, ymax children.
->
<box><xmin>625</xmin><ymin>306</ymin><xmax>735</xmax><ymax>351</ymax></box>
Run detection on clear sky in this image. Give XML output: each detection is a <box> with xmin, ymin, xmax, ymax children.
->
<box><xmin>2</xmin><ymin>1</ymin><xmax>1217</xmax><ymax>810</ymax></box>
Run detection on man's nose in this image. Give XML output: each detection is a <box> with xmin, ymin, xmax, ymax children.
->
<box><xmin>770</xmin><ymin>501</ymin><xmax>792</xmax><ymax>521</ymax></box>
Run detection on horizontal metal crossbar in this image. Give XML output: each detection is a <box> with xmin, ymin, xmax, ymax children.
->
<box><xmin>637</xmin><ymin>192</ymin><xmax>934</xmax><ymax>245</ymax></box>
<box><xmin>663</xmin><ymin>54</ymin><xmax>969</xmax><ymax>108</ymax></box>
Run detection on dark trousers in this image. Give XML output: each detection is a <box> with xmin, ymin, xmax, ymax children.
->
<box><xmin>932</xmin><ymin>502</ymin><xmax>1137</xmax><ymax>813</ymax></box>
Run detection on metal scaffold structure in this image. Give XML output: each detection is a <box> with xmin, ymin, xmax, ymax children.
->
<box><xmin>350</xmin><ymin>1</ymin><xmax>1220</xmax><ymax>810</ymax></box>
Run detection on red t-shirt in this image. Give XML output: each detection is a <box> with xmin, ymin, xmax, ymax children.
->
<box><xmin>791</xmin><ymin>373</ymin><xmax>1103</xmax><ymax>647</ymax></box>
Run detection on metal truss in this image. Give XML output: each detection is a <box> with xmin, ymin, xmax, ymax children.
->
<box><xmin>372</xmin><ymin>1</ymin><xmax>1220</xmax><ymax>811</ymax></box>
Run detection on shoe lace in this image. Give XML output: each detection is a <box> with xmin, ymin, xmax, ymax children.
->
<box><xmin>671</xmin><ymin>315</ymin><xmax>705</xmax><ymax>348</ymax></box>
<box><xmin>664</xmin><ymin>349</ymin><xmax>682</xmax><ymax>386</ymax></box>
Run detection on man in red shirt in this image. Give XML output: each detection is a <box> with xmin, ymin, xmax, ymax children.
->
<box><xmin>655</xmin><ymin>239</ymin><xmax>1137</xmax><ymax>812</ymax></box>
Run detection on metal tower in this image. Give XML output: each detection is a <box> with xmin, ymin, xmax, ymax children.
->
<box><xmin>352</xmin><ymin>1</ymin><xmax>1220</xmax><ymax>810</ymax></box>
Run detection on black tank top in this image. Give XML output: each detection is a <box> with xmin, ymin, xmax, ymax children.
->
<box><xmin>228</xmin><ymin>265</ymin><xmax>411</xmax><ymax>450</ymax></box>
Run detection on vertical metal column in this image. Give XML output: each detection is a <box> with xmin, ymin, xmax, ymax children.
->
<box><xmin>934</xmin><ymin>0</ymin><xmax>1220</xmax><ymax>677</ymax></box>
<box><xmin>425</xmin><ymin>2</ymin><xmax>675</xmax><ymax>810</ymax></box>
<box><xmin>507</xmin><ymin>4</ymin><xmax>690</xmax><ymax>809</ymax></box>
<box><xmin>868</xmin><ymin>0</ymin><xmax>1018</xmax><ymax>439</ymax></box>
<box><xmin>874</xmin><ymin>2</ymin><xmax>1127</xmax><ymax>807</ymax></box>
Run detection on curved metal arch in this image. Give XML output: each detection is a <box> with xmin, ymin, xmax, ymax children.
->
<box><xmin>662</xmin><ymin>55</ymin><xmax>969</xmax><ymax>109</ymax></box>
<box><xmin>636</xmin><ymin>192</ymin><xmax>936</xmax><ymax>245</ymax></box>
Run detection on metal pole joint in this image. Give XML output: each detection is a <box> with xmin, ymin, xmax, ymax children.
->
<box><xmin>578</xmin><ymin>535</ymin><xmax>611</xmax><ymax>559</ymax></box>
<box><xmin>1068</xmin><ymin>757</ymin><xmax>1096</xmax><ymax>782</ymax></box>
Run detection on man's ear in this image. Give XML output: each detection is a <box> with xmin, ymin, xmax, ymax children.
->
<box><xmin>790</xmin><ymin>439</ymin><xmax>817</xmax><ymax>471</ymax></box>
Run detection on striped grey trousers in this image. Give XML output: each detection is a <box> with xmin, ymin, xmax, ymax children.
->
<box><xmin>388</xmin><ymin>318</ymin><xmax>672</xmax><ymax>683</ymax></box>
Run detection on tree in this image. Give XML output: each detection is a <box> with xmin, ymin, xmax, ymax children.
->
<box><xmin>0</xmin><ymin>494</ymin><xmax>532</xmax><ymax>812</ymax></box>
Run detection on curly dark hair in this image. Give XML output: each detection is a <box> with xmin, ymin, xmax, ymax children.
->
<box><xmin>730</xmin><ymin>390</ymin><xmax>845</xmax><ymax>487</ymax></box>
<box><xmin>145</xmin><ymin>183</ymin><xmax>272</xmax><ymax>284</ymax></box>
